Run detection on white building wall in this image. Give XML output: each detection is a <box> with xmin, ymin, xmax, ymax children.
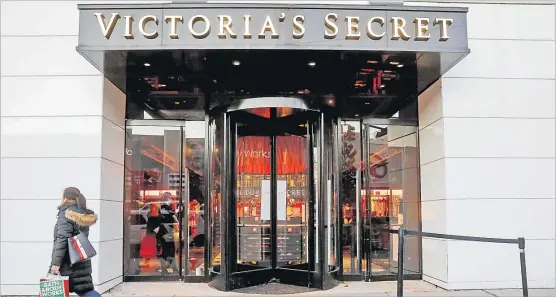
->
<box><xmin>0</xmin><ymin>1</ymin><xmax>126</xmax><ymax>294</ymax></box>
<box><xmin>417</xmin><ymin>2</ymin><xmax>555</xmax><ymax>290</ymax></box>
<box><xmin>0</xmin><ymin>0</ymin><xmax>554</xmax><ymax>295</ymax></box>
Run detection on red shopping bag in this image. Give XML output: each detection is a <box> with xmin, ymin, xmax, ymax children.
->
<box><xmin>140</xmin><ymin>233</ymin><xmax>157</xmax><ymax>258</ymax></box>
<box><xmin>39</xmin><ymin>273</ymin><xmax>69</xmax><ymax>297</ymax></box>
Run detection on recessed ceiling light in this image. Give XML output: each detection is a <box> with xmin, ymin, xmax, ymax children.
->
<box><xmin>144</xmin><ymin>63</ymin><xmax>151</xmax><ymax>67</ymax></box>
<box><xmin>397</xmin><ymin>64</ymin><xmax>404</xmax><ymax>68</ymax></box>
<box><xmin>379</xmin><ymin>84</ymin><xmax>386</xmax><ymax>89</ymax></box>
<box><xmin>213</xmin><ymin>79</ymin><xmax>218</xmax><ymax>83</ymax></box>
<box><xmin>355</xmin><ymin>114</ymin><xmax>359</xmax><ymax>117</ymax></box>
<box><xmin>367</xmin><ymin>60</ymin><xmax>378</xmax><ymax>64</ymax></box>
<box><xmin>365</xmin><ymin>102</ymin><xmax>370</xmax><ymax>105</ymax></box>
<box><xmin>160</xmin><ymin>84</ymin><xmax>166</xmax><ymax>87</ymax></box>
<box><xmin>308</xmin><ymin>61</ymin><xmax>316</xmax><ymax>67</ymax></box>
<box><xmin>389</xmin><ymin>61</ymin><xmax>400</xmax><ymax>65</ymax></box>
<box><xmin>232</xmin><ymin>60</ymin><xmax>241</xmax><ymax>66</ymax></box>
<box><xmin>175</xmin><ymin>101</ymin><xmax>180</xmax><ymax>104</ymax></box>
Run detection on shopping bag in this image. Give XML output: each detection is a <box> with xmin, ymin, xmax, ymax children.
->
<box><xmin>68</xmin><ymin>232</ymin><xmax>97</xmax><ymax>265</ymax></box>
<box><xmin>140</xmin><ymin>233</ymin><xmax>157</xmax><ymax>258</ymax></box>
<box><xmin>39</xmin><ymin>273</ymin><xmax>69</xmax><ymax>297</ymax></box>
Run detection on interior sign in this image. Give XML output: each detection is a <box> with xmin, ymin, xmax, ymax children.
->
<box><xmin>94</xmin><ymin>12</ymin><xmax>453</xmax><ymax>41</ymax></box>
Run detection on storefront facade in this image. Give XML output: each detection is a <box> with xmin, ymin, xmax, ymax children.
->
<box><xmin>0</xmin><ymin>0</ymin><xmax>554</xmax><ymax>295</ymax></box>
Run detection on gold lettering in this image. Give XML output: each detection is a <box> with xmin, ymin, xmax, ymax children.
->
<box><xmin>324</xmin><ymin>13</ymin><xmax>338</xmax><ymax>39</ymax></box>
<box><xmin>124</xmin><ymin>16</ymin><xmax>134</xmax><ymax>39</ymax></box>
<box><xmin>165</xmin><ymin>16</ymin><xmax>183</xmax><ymax>39</ymax></box>
<box><xmin>414</xmin><ymin>18</ymin><xmax>430</xmax><ymax>41</ymax></box>
<box><xmin>366</xmin><ymin>16</ymin><xmax>385</xmax><ymax>40</ymax></box>
<box><xmin>244</xmin><ymin>15</ymin><xmax>252</xmax><ymax>38</ymax></box>
<box><xmin>218</xmin><ymin>15</ymin><xmax>237</xmax><ymax>39</ymax></box>
<box><xmin>293</xmin><ymin>15</ymin><xmax>305</xmax><ymax>39</ymax></box>
<box><xmin>94</xmin><ymin>12</ymin><xmax>120</xmax><ymax>39</ymax></box>
<box><xmin>435</xmin><ymin>18</ymin><xmax>453</xmax><ymax>41</ymax></box>
<box><xmin>188</xmin><ymin>15</ymin><xmax>211</xmax><ymax>39</ymax></box>
<box><xmin>258</xmin><ymin>15</ymin><xmax>279</xmax><ymax>39</ymax></box>
<box><xmin>139</xmin><ymin>15</ymin><xmax>158</xmax><ymax>39</ymax></box>
<box><xmin>391</xmin><ymin>17</ymin><xmax>410</xmax><ymax>41</ymax></box>
<box><xmin>345</xmin><ymin>16</ymin><xmax>360</xmax><ymax>40</ymax></box>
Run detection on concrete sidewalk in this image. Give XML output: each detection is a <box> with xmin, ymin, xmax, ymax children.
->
<box><xmin>103</xmin><ymin>281</ymin><xmax>555</xmax><ymax>297</ymax></box>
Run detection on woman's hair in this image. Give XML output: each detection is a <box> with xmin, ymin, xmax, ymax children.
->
<box><xmin>58</xmin><ymin>187</ymin><xmax>81</xmax><ymax>210</ymax></box>
<box><xmin>76</xmin><ymin>193</ymin><xmax>87</xmax><ymax>209</ymax></box>
<box><xmin>63</xmin><ymin>187</ymin><xmax>80</xmax><ymax>200</ymax></box>
<box><xmin>59</xmin><ymin>187</ymin><xmax>88</xmax><ymax>210</ymax></box>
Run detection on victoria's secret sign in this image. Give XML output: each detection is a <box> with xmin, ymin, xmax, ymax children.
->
<box><xmin>94</xmin><ymin>12</ymin><xmax>454</xmax><ymax>41</ymax></box>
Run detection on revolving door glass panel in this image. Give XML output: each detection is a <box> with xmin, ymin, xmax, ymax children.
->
<box><xmin>226</xmin><ymin>107</ymin><xmax>319</xmax><ymax>289</ymax></box>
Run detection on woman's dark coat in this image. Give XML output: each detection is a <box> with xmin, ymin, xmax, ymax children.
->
<box><xmin>51</xmin><ymin>203</ymin><xmax>98</xmax><ymax>295</ymax></box>
<box><xmin>157</xmin><ymin>204</ymin><xmax>176</xmax><ymax>259</ymax></box>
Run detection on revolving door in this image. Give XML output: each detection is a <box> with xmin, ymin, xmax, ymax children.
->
<box><xmin>208</xmin><ymin>98</ymin><xmax>339</xmax><ymax>291</ymax></box>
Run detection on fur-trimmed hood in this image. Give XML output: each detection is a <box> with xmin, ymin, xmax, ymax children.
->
<box><xmin>59</xmin><ymin>203</ymin><xmax>98</xmax><ymax>227</ymax></box>
<box><xmin>65</xmin><ymin>209</ymin><xmax>97</xmax><ymax>227</ymax></box>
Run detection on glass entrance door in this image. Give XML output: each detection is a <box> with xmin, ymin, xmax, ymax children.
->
<box><xmin>226</xmin><ymin>107</ymin><xmax>318</xmax><ymax>289</ymax></box>
<box><xmin>123</xmin><ymin>120</ymin><xmax>207</xmax><ymax>281</ymax></box>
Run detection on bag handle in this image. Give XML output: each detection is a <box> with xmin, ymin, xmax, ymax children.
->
<box><xmin>45</xmin><ymin>273</ymin><xmax>66</xmax><ymax>280</ymax></box>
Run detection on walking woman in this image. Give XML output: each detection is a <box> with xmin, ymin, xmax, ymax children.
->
<box><xmin>50</xmin><ymin>187</ymin><xmax>100</xmax><ymax>296</ymax></box>
<box><xmin>157</xmin><ymin>192</ymin><xmax>179</xmax><ymax>274</ymax></box>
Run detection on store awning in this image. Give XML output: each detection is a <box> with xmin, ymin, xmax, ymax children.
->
<box><xmin>76</xmin><ymin>2</ymin><xmax>469</xmax><ymax>94</ymax></box>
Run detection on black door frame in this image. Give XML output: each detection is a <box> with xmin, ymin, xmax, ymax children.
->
<box><xmin>123</xmin><ymin>119</ymin><xmax>206</xmax><ymax>282</ymax></box>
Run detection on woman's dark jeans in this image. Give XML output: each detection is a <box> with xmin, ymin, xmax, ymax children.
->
<box><xmin>79</xmin><ymin>290</ymin><xmax>101</xmax><ymax>296</ymax></box>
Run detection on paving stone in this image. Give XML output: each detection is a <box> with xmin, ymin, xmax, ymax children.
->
<box><xmin>485</xmin><ymin>288</ymin><xmax>556</xmax><ymax>297</ymax></box>
<box><xmin>101</xmin><ymin>281</ymin><xmax>555</xmax><ymax>297</ymax></box>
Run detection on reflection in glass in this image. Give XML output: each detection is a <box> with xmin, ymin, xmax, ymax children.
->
<box><xmin>209</xmin><ymin>117</ymin><xmax>223</xmax><ymax>272</ymax></box>
<box><xmin>235</xmin><ymin>134</ymin><xmax>272</xmax><ymax>267</ymax></box>
<box><xmin>340</xmin><ymin>121</ymin><xmax>361</xmax><ymax>274</ymax></box>
<box><xmin>184</xmin><ymin>121</ymin><xmax>206</xmax><ymax>276</ymax></box>
<box><xmin>362</xmin><ymin>124</ymin><xmax>421</xmax><ymax>277</ymax></box>
<box><xmin>276</xmin><ymin>133</ymin><xmax>310</xmax><ymax>268</ymax></box>
<box><xmin>325</xmin><ymin>119</ymin><xmax>338</xmax><ymax>271</ymax></box>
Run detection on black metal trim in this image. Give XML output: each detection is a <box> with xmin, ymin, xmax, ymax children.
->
<box><xmin>270</xmin><ymin>108</ymin><xmax>278</xmax><ymax>270</ymax></box>
<box><xmin>203</xmin><ymin>95</ymin><xmax>211</xmax><ymax>281</ymax></box>
<box><xmin>335</xmin><ymin>118</ymin><xmax>343</xmax><ymax>279</ymax></box>
<box><xmin>222</xmin><ymin>112</ymin><xmax>231</xmax><ymax>290</ymax></box>
<box><xmin>307</xmin><ymin>120</ymin><xmax>316</xmax><ymax>278</ymax></box>
<box><xmin>179</xmin><ymin>125</ymin><xmax>186</xmax><ymax>277</ymax></box>
<box><xmin>357</xmin><ymin>119</ymin><xmax>364</xmax><ymax>275</ymax></box>
<box><xmin>317</xmin><ymin>114</ymin><xmax>327</xmax><ymax>289</ymax></box>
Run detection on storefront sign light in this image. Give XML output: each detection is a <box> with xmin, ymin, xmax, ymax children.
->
<box><xmin>94</xmin><ymin>12</ymin><xmax>453</xmax><ymax>41</ymax></box>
